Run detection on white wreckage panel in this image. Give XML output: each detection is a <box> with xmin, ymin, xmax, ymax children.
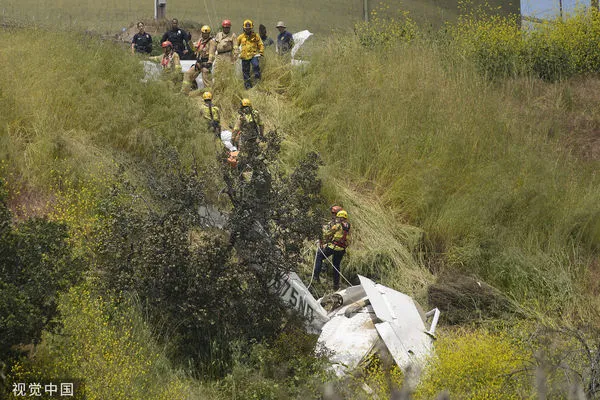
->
<box><xmin>271</xmin><ymin>271</ymin><xmax>329</xmax><ymax>333</ymax></box>
<box><xmin>359</xmin><ymin>276</ymin><xmax>433</xmax><ymax>370</ymax></box>
<box><xmin>311</xmin><ymin>275</ymin><xmax>438</xmax><ymax>376</ymax></box>
<box><xmin>318</xmin><ymin>304</ymin><xmax>379</xmax><ymax>376</ymax></box>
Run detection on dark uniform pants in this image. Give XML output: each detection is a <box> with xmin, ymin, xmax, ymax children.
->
<box><xmin>313</xmin><ymin>246</ymin><xmax>345</xmax><ymax>290</ymax></box>
<box><xmin>241</xmin><ymin>57</ymin><xmax>261</xmax><ymax>89</ymax></box>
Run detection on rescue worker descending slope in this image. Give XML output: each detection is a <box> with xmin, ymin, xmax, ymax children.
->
<box><xmin>182</xmin><ymin>25</ymin><xmax>216</xmax><ymax>93</ymax></box>
<box><xmin>200</xmin><ymin>91</ymin><xmax>221</xmax><ymax>136</ymax></box>
<box><xmin>233</xmin><ymin>98</ymin><xmax>264</xmax><ymax>149</ymax></box>
<box><xmin>313</xmin><ymin>209</ymin><xmax>351</xmax><ymax>291</ymax></box>
<box><xmin>237</xmin><ymin>20</ymin><xmax>264</xmax><ymax>89</ymax></box>
<box><xmin>320</xmin><ymin>205</ymin><xmax>343</xmax><ymax>248</ymax></box>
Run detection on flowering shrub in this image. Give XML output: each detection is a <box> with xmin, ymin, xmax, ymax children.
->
<box><xmin>354</xmin><ymin>2</ymin><xmax>418</xmax><ymax>47</ymax></box>
<box><xmin>414</xmin><ymin>328</ymin><xmax>530</xmax><ymax>399</ymax></box>
<box><xmin>452</xmin><ymin>8</ymin><xmax>600</xmax><ymax>81</ymax></box>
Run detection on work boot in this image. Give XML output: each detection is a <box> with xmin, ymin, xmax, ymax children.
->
<box><xmin>313</xmin><ymin>275</ymin><xmax>320</xmax><ymax>283</ymax></box>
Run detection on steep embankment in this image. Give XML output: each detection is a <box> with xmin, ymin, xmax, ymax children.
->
<box><xmin>280</xmin><ymin>36</ymin><xmax>600</xmax><ymax>319</ymax></box>
<box><xmin>0</xmin><ymin>29</ymin><xmax>219</xmax><ymax>208</ymax></box>
<box><xmin>2</xmin><ymin>11</ymin><xmax>600</xmax><ymax>398</ymax></box>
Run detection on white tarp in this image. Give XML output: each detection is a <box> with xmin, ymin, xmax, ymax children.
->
<box><xmin>142</xmin><ymin>60</ymin><xmax>204</xmax><ymax>87</ymax></box>
<box><xmin>220</xmin><ymin>130</ymin><xmax>237</xmax><ymax>152</ymax></box>
<box><xmin>291</xmin><ymin>30</ymin><xmax>312</xmax><ymax>66</ymax></box>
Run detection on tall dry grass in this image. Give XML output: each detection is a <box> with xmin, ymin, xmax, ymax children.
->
<box><xmin>284</xmin><ymin>34</ymin><xmax>600</xmax><ymax>317</ymax></box>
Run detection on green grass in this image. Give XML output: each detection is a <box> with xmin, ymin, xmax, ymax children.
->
<box><xmin>0</xmin><ymin>29</ymin><xmax>217</xmax><ymax>192</ymax></box>
<box><xmin>282</xmin><ymin>34</ymin><xmax>600</xmax><ymax>317</ymax></box>
<box><xmin>0</xmin><ymin>0</ymin><xmax>518</xmax><ymax>34</ymax></box>
<box><xmin>2</xmin><ymin>6</ymin><xmax>600</xmax><ymax>398</ymax></box>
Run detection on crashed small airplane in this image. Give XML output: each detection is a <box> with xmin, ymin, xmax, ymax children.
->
<box><xmin>271</xmin><ymin>272</ymin><xmax>440</xmax><ymax>378</ymax></box>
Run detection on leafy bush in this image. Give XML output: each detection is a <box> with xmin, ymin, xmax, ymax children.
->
<box><xmin>452</xmin><ymin>8</ymin><xmax>600</xmax><ymax>81</ymax></box>
<box><xmin>92</xmin><ymin>141</ymin><xmax>324</xmax><ymax>376</ymax></box>
<box><xmin>217</xmin><ymin>329</ymin><xmax>330</xmax><ymax>399</ymax></box>
<box><xmin>11</xmin><ymin>284</ymin><xmax>208</xmax><ymax>400</ymax></box>
<box><xmin>0</xmin><ymin>178</ymin><xmax>82</xmax><ymax>356</ymax></box>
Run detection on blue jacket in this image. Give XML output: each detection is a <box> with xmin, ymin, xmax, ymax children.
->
<box><xmin>277</xmin><ymin>31</ymin><xmax>294</xmax><ymax>55</ymax></box>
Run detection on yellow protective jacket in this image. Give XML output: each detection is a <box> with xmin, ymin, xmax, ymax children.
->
<box><xmin>234</xmin><ymin>108</ymin><xmax>263</xmax><ymax>131</ymax></box>
<box><xmin>200</xmin><ymin>102</ymin><xmax>220</xmax><ymax>123</ymax></box>
<box><xmin>150</xmin><ymin>51</ymin><xmax>181</xmax><ymax>72</ymax></box>
<box><xmin>325</xmin><ymin>221</ymin><xmax>351</xmax><ymax>251</ymax></box>
<box><xmin>237</xmin><ymin>32</ymin><xmax>264</xmax><ymax>60</ymax></box>
<box><xmin>321</xmin><ymin>217</ymin><xmax>337</xmax><ymax>245</ymax></box>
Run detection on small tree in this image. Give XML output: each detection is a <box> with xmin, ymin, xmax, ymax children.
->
<box><xmin>94</xmin><ymin>130</ymin><xmax>324</xmax><ymax>375</ymax></box>
<box><xmin>0</xmin><ymin>179</ymin><xmax>82</xmax><ymax>356</ymax></box>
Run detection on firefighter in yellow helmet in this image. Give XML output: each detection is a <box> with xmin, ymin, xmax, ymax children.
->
<box><xmin>313</xmin><ymin>209</ymin><xmax>351</xmax><ymax>291</ymax></box>
<box><xmin>237</xmin><ymin>19</ymin><xmax>264</xmax><ymax>89</ymax></box>
<box><xmin>319</xmin><ymin>205</ymin><xmax>343</xmax><ymax>247</ymax></box>
<box><xmin>199</xmin><ymin>91</ymin><xmax>221</xmax><ymax>136</ymax></box>
<box><xmin>182</xmin><ymin>25</ymin><xmax>216</xmax><ymax>94</ymax></box>
<box><xmin>233</xmin><ymin>98</ymin><xmax>264</xmax><ymax>147</ymax></box>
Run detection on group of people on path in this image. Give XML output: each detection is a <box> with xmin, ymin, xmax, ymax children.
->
<box><xmin>133</xmin><ymin>18</ymin><xmax>349</xmax><ymax>292</ymax></box>
<box><xmin>132</xmin><ymin>18</ymin><xmax>295</xmax><ymax>90</ymax></box>
<box><xmin>198</xmin><ymin>90</ymin><xmax>263</xmax><ymax>168</ymax></box>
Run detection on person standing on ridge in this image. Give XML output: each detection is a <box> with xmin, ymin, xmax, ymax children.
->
<box><xmin>237</xmin><ymin>20</ymin><xmax>264</xmax><ymax>89</ymax></box>
<box><xmin>131</xmin><ymin>21</ymin><xmax>152</xmax><ymax>55</ymax></box>
<box><xmin>161</xmin><ymin>18</ymin><xmax>192</xmax><ymax>59</ymax></box>
<box><xmin>313</xmin><ymin>209</ymin><xmax>351</xmax><ymax>291</ymax></box>
<box><xmin>182</xmin><ymin>25</ymin><xmax>215</xmax><ymax>93</ymax></box>
<box><xmin>276</xmin><ymin>21</ymin><xmax>294</xmax><ymax>56</ymax></box>
<box><xmin>259</xmin><ymin>24</ymin><xmax>274</xmax><ymax>47</ymax></box>
<box><xmin>233</xmin><ymin>98</ymin><xmax>264</xmax><ymax>149</ymax></box>
<box><xmin>214</xmin><ymin>19</ymin><xmax>238</xmax><ymax>67</ymax></box>
<box><xmin>199</xmin><ymin>91</ymin><xmax>221</xmax><ymax>136</ymax></box>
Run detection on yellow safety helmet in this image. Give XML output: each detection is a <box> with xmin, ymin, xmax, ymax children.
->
<box><xmin>243</xmin><ymin>19</ymin><xmax>253</xmax><ymax>29</ymax></box>
<box><xmin>241</xmin><ymin>98</ymin><xmax>252</xmax><ymax>107</ymax></box>
<box><xmin>201</xmin><ymin>25</ymin><xmax>211</xmax><ymax>33</ymax></box>
<box><xmin>202</xmin><ymin>91</ymin><xmax>212</xmax><ymax>100</ymax></box>
<box><xmin>336</xmin><ymin>210</ymin><xmax>348</xmax><ymax>219</ymax></box>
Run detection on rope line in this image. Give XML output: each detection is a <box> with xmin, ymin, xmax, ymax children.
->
<box><xmin>316</xmin><ymin>243</ymin><xmax>352</xmax><ymax>286</ymax></box>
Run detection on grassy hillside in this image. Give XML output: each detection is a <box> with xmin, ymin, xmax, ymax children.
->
<box><xmin>3</xmin><ymin>6</ymin><xmax>600</xmax><ymax>399</ymax></box>
<box><xmin>283</xmin><ymin>37</ymin><xmax>600</xmax><ymax>317</ymax></box>
<box><xmin>0</xmin><ymin>0</ymin><xmax>518</xmax><ymax>34</ymax></box>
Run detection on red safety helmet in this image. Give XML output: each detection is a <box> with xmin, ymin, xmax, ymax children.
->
<box><xmin>222</xmin><ymin>19</ymin><xmax>232</xmax><ymax>27</ymax></box>
<box><xmin>330</xmin><ymin>205</ymin><xmax>342</xmax><ymax>214</ymax></box>
<box><xmin>161</xmin><ymin>41</ymin><xmax>172</xmax><ymax>48</ymax></box>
